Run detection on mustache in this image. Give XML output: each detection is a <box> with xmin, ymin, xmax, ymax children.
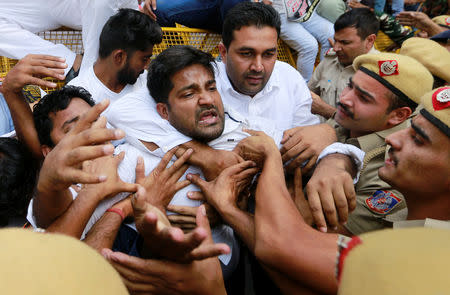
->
<box><xmin>387</xmin><ymin>147</ymin><xmax>398</xmax><ymax>165</ymax></box>
<box><xmin>337</xmin><ymin>102</ymin><xmax>354</xmax><ymax>119</ymax></box>
<box><xmin>245</xmin><ymin>70</ymin><xmax>264</xmax><ymax>78</ymax></box>
<box><xmin>195</xmin><ymin>105</ymin><xmax>219</xmax><ymax>118</ymax></box>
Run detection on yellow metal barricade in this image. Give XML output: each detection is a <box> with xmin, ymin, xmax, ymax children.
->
<box><xmin>0</xmin><ymin>26</ymin><xmax>296</xmax><ymax>94</ymax></box>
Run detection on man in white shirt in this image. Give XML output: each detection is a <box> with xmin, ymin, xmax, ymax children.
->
<box><xmin>108</xmin><ymin>2</ymin><xmax>336</xmax><ymax>175</ymax></box>
<box><xmin>69</xmin><ymin>8</ymin><xmax>162</xmax><ymax>115</ymax></box>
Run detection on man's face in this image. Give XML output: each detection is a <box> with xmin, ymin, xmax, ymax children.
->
<box><xmin>220</xmin><ymin>25</ymin><xmax>278</xmax><ymax>97</ymax></box>
<box><xmin>334</xmin><ymin>27</ymin><xmax>372</xmax><ymax>67</ymax></box>
<box><xmin>49</xmin><ymin>97</ymin><xmax>92</xmax><ymax>145</ymax></box>
<box><xmin>117</xmin><ymin>46</ymin><xmax>154</xmax><ymax>85</ymax></box>
<box><xmin>159</xmin><ymin>64</ymin><xmax>225</xmax><ymax>142</ymax></box>
<box><xmin>379</xmin><ymin>114</ymin><xmax>450</xmax><ymax>195</ymax></box>
<box><xmin>335</xmin><ymin>70</ymin><xmax>394</xmax><ymax>137</ymax></box>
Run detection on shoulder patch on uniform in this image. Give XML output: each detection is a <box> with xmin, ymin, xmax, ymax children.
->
<box><xmin>325</xmin><ymin>48</ymin><xmax>336</xmax><ymax>57</ymax></box>
<box><xmin>365</xmin><ymin>190</ymin><xmax>402</xmax><ymax>214</ymax></box>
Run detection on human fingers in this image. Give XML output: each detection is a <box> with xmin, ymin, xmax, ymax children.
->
<box><xmin>153</xmin><ymin>146</ymin><xmax>179</xmax><ymax>173</ymax></box>
<box><xmin>168</xmin><ymin>214</ymin><xmax>197</xmax><ymax>225</ymax></box>
<box><xmin>318</xmin><ymin>188</ymin><xmax>339</xmax><ymax>230</ymax></box>
<box><xmin>222</xmin><ymin>160</ymin><xmax>257</xmax><ymax>179</ymax></box>
<box><xmin>173</xmin><ymin>178</ymin><xmax>192</xmax><ymax>192</ymax></box>
<box><xmin>116</xmin><ymin>181</ymin><xmax>140</xmax><ymax>194</ymax></box>
<box><xmin>305</xmin><ymin>185</ymin><xmax>327</xmax><ymax>232</ymax></box>
<box><xmin>166</xmin><ymin>205</ymin><xmax>197</xmax><ymax>217</ymax></box>
<box><xmin>301</xmin><ymin>154</ymin><xmax>318</xmax><ymax>175</ymax></box>
<box><xmin>64</xmin><ymin>143</ymin><xmax>115</xmax><ymax>166</ymax></box>
<box><xmin>186</xmin><ymin>173</ymin><xmax>209</xmax><ymax>191</ymax></box>
<box><xmin>187</xmin><ymin>191</ymin><xmax>206</xmax><ymax>201</ymax></box>
<box><xmin>167</xmin><ymin>148</ymin><xmax>193</xmax><ymax>175</ymax></box>
<box><xmin>343</xmin><ymin>176</ymin><xmax>357</xmax><ymax>213</ymax></box>
<box><xmin>134</xmin><ymin>156</ymin><xmax>145</xmax><ymax>184</ymax></box>
<box><xmin>331</xmin><ymin>183</ymin><xmax>349</xmax><ymax>225</ymax></box>
<box><xmin>281</xmin><ymin>140</ymin><xmax>308</xmax><ymax>163</ymax></box>
<box><xmin>143</xmin><ymin>0</ymin><xmax>157</xmax><ymax>21</ymax></box>
<box><xmin>75</xmin><ymin>127</ymin><xmax>124</xmax><ymax>147</ymax></box>
<box><xmin>64</xmin><ymin>167</ymin><xmax>108</xmax><ymax>185</ymax></box>
<box><xmin>90</xmin><ymin>116</ymin><xmax>108</xmax><ymax>129</ymax></box>
<box><xmin>70</xmin><ymin>99</ymin><xmax>110</xmax><ymax>133</ymax></box>
<box><xmin>189</xmin><ymin>243</ymin><xmax>230</xmax><ymax>261</ymax></box>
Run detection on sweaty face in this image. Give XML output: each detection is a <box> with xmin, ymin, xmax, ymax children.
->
<box><xmin>334</xmin><ymin>27</ymin><xmax>372</xmax><ymax>67</ymax></box>
<box><xmin>220</xmin><ymin>25</ymin><xmax>278</xmax><ymax>97</ymax></box>
<box><xmin>379</xmin><ymin>114</ymin><xmax>450</xmax><ymax>195</ymax></box>
<box><xmin>335</xmin><ymin>71</ymin><xmax>394</xmax><ymax>137</ymax></box>
<box><xmin>160</xmin><ymin>64</ymin><xmax>225</xmax><ymax>142</ymax></box>
<box><xmin>117</xmin><ymin>46</ymin><xmax>153</xmax><ymax>85</ymax></box>
<box><xmin>49</xmin><ymin>97</ymin><xmax>92</xmax><ymax>145</ymax></box>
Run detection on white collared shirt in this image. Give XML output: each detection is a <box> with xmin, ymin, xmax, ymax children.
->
<box><xmin>216</xmin><ymin>60</ymin><xmax>320</xmax><ymax>131</ymax></box>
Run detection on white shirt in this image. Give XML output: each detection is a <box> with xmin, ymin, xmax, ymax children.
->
<box><xmin>216</xmin><ymin>60</ymin><xmax>320</xmax><ymax>131</ymax></box>
<box><xmin>68</xmin><ymin>65</ymin><xmax>147</xmax><ymax>115</ymax></box>
<box><xmin>108</xmin><ymin>61</ymin><xmax>319</xmax><ymax>153</ymax></box>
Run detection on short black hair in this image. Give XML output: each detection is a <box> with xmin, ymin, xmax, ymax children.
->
<box><xmin>222</xmin><ymin>2</ymin><xmax>281</xmax><ymax>49</ymax></box>
<box><xmin>98</xmin><ymin>8</ymin><xmax>163</xmax><ymax>59</ymax></box>
<box><xmin>147</xmin><ymin>45</ymin><xmax>216</xmax><ymax>104</ymax></box>
<box><xmin>334</xmin><ymin>8</ymin><xmax>379</xmax><ymax>40</ymax></box>
<box><xmin>33</xmin><ymin>85</ymin><xmax>95</xmax><ymax>147</ymax></box>
<box><xmin>0</xmin><ymin>138</ymin><xmax>38</xmax><ymax>226</ymax></box>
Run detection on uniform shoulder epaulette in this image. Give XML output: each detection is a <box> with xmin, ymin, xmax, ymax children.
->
<box><xmin>325</xmin><ymin>48</ymin><xmax>336</xmax><ymax>57</ymax></box>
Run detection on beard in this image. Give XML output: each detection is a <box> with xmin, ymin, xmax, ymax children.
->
<box><xmin>117</xmin><ymin>62</ymin><xmax>141</xmax><ymax>85</ymax></box>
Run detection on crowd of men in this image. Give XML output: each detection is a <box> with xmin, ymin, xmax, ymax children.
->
<box><xmin>0</xmin><ymin>0</ymin><xmax>449</xmax><ymax>294</ymax></box>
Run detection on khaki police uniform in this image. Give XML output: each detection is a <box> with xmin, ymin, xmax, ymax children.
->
<box><xmin>329</xmin><ymin>119</ymin><xmax>409</xmax><ymax>235</ymax></box>
<box><xmin>338</xmin><ymin>228</ymin><xmax>450</xmax><ymax>295</ymax></box>
<box><xmin>327</xmin><ymin>52</ymin><xmax>434</xmax><ymax>235</ymax></box>
<box><xmin>308</xmin><ymin>47</ymin><xmax>379</xmax><ymax>121</ymax></box>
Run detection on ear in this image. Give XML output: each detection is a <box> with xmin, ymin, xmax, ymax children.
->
<box><xmin>156</xmin><ymin>103</ymin><xmax>169</xmax><ymax>120</ymax></box>
<box><xmin>41</xmin><ymin>145</ymin><xmax>52</xmax><ymax>157</ymax></box>
<box><xmin>218</xmin><ymin>42</ymin><xmax>227</xmax><ymax>63</ymax></box>
<box><xmin>112</xmin><ymin>49</ymin><xmax>127</xmax><ymax>67</ymax></box>
<box><xmin>387</xmin><ymin>107</ymin><xmax>412</xmax><ymax>127</ymax></box>
<box><xmin>365</xmin><ymin>34</ymin><xmax>377</xmax><ymax>51</ymax></box>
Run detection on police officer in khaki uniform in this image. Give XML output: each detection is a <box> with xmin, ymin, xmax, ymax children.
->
<box><xmin>307</xmin><ymin>52</ymin><xmax>434</xmax><ymax>235</ymax></box>
<box><xmin>379</xmin><ymin>86</ymin><xmax>450</xmax><ymax>228</ymax></box>
<box><xmin>308</xmin><ymin>8</ymin><xmax>379</xmax><ymax>121</ymax></box>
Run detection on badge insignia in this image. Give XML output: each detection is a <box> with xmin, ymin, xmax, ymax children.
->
<box><xmin>432</xmin><ymin>87</ymin><xmax>450</xmax><ymax>111</ymax></box>
<box><xmin>365</xmin><ymin>190</ymin><xmax>402</xmax><ymax>214</ymax></box>
<box><xmin>378</xmin><ymin>60</ymin><xmax>399</xmax><ymax>77</ymax></box>
<box><xmin>446</xmin><ymin>17</ymin><xmax>450</xmax><ymax>26</ymax></box>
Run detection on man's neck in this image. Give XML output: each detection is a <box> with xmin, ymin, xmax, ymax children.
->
<box><xmin>93</xmin><ymin>60</ymin><xmax>126</xmax><ymax>93</ymax></box>
<box><xmin>406</xmin><ymin>191</ymin><xmax>450</xmax><ymax>221</ymax></box>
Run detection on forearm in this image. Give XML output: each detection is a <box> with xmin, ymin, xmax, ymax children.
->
<box><xmin>254</xmin><ymin>151</ymin><xmax>338</xmax><ymax>294</ymax></box>
<box><xmin>219</xmin><ymin>206</ymin><xmax>255</xmax><ymax>251</ymax></box>
<box><xmin>33</xmin><ymin>187</ymin><xmax>74</xmax><ymax>228</ymax></box>
<box><xmin>84</xmin><ymin>211</ymin><xmax>123</xmax><ymax>252</ymax></box>
<box><xmin>3</xmin><ymin>90</ymin><xmax>42</xmax><ymax>159</ymax></box>
<box><xmin>45</xmin><ymin>189</ymin><xmax>103</xmax><ymax>238</ymax></box>
<box><xmin>315</xmin><ymin>102</ymin><xmax>336</xmax><ymax>120</ymax></box>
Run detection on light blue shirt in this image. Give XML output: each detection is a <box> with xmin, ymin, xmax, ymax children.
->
<box><xmin>0</xmin><ymin>92</ymin><xmax>14</xmax><ymax>136</ymax></box>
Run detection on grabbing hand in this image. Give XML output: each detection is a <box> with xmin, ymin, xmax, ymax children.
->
<box><xmin>2</xmin><ymin>54</ymin><xmax>66</xmax><ymax>94</ymax></box>
<box><xmin>37</xmin><ymin>100</ymin><xmax>126</xmax><ymax>193</ymax></box>
<box><xmin>134</xmin><ymin>147</ymin><xmax>192</xmax><ymax>212</ymax></box>
<box><xmin>187</xmin><ymin>160</ymin><xmax>258</xmax><ymax>213</ymax></box>
<box><xmin>305</xmin><ymin>154</ymin><xmax>356</xmax><ymax>232</ymax></box>
<box><xmin>280</xmin><ymin>124</ymin><xmax>337</xmax><ymax>174</ymax></box>
<box><xmin>233</xmin><ymin>129</ymin><xmax>279</xmax><ymax>167</ymax></box>
<box><xmin>133</xmin><ymin>187</ymin><xmax>230</xmax><ymax>263</ymax></box>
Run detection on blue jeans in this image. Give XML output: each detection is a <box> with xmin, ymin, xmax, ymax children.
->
<box><xmin>155</xmin><ymin>0</ymin><xmax>246</xmax><ymax>32</ymax></box>
<box><xmin>279</xmin><ymin>11</ymin><xmax>334</xmax><ymax>81</ymax></box>
<box><xmin>0</xmin><ymin>93</ymin><xmax>14</xmax><ymax>136</ymax></box>
<box><xmin>374</xmin><ymin>0</ymin><xmax>404</xmax><ymax>16</ymax></box>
